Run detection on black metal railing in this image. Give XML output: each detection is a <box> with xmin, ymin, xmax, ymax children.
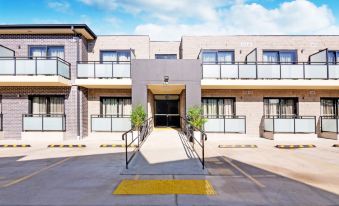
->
<box><xmin>320</xmin><ymin>116</ymin><xmax>339</xmax><ymax>133</ymax></box>
<box><xmin>122</xmin><ymin>117</ymin><xmax>153</xmax><ymax>169</ymax></box>
<box><xmin>77</xmin><ymin>61</ymin><xmax>131</xmax><ymax>78</ymax></box>
<box><xmin>180</xmin><ymin>116</ymin><xmax>207</xmax><ymax>169</ymax></box>
<box><xmin>203</xmin><ymin>115</ymin><xmax>246</xmax><ymax>133</ymax></box>
<box><xmin>263</xmin><ymin>115</ymin><xmax>316</xmax><ymax>134</ymax></box>
<box><xmin>91</xmin><ymin>114</ymin><xmax>131</xmax><ymax>132</ymax></box>
<box><xmin>202</xmin><ymin>61</ymin><xmax>339</xmax><ymax>80</ymax></box>
<box><xmin>22</xmin><ymin>114</ymin><xmax>66</xmax><ymax>132</ymax></box>
<box><xmin>0</xmin><ymin>57</ymin><xmax>71</xmax><ymax>79</ymax></box>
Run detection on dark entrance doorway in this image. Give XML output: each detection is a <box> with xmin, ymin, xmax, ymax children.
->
<box><xmin>154</xmin><ymin>95</ymin><xmax>180</xmax><ymax>127</ymax></box>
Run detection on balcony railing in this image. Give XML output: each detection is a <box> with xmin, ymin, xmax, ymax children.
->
<box><xmin>264</xmin><ymin>115</ymin><xmax>316</xmax><ymax>133</ymax></box>
<box><xmin>22</xmin><ymin>114</ymin><xmax>66</xmax><ymax>132</ymax></box>
<box><xmin>203</xmin><ymin>115</ymin><xmax>246</xmax><ymax>133</ymax></box>
<box><xmin>320</xmin><ymin>116</ymin><xmax>339</xmax><ymax>133</ymax></box>
<box><xmin>0</xmin><ymin>114</ymin><xmax>2</xmax><ymax>131</ymax></box>
<box><xmin>91</xmin><ymin>115</ymin><xmax>132</xmax><ymax>132</ymax></box>
<box><xmin>77</xmin><ymin>61</ymin><xmax>131</xmax><ymax>79</ymax></box>
<box><xmin>0</xmin><ymin>57</ymin><xmax>71</xmax><ymax>79</ymax></box>
<box><xmin>202</xmin><ymin>62</ymin><xmax>339</xmax><ymax>80</ymax></box>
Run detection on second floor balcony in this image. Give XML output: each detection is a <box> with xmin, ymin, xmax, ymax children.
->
<box><xmin>0</xmin><ymin>57</ymin><xmax>71</xmax><ymax>86</ymax></box>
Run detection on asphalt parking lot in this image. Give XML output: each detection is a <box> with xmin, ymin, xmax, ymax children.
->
<box><xmin>0</xmin><ymin>137</ymin><xmax>339</xmax><ymax>206</ymax></box>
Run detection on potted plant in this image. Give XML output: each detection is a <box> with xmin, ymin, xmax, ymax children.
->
<box><xmin>187</xmin><ymin>106</ymin><xmax>207</xmax><ymax>141</ymax></box>
<box><xmin>131</xmin><ymin>104</ymin><xmax>147</xmax><ymax>140</ymax></box>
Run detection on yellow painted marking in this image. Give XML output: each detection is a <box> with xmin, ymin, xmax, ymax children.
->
<box><xmin>113</xmin><ymin>180</ymin><xmax>216</xmax><ymax>195</ymax></box>
<box><xmin>1</xmin><ymin>157</ymin><xmax>72</xmax><ymax>188</ymax></box>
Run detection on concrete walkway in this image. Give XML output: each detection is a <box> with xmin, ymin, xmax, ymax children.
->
<box><xmin>122</xmin><ymin>128</ymin><xmax>207</xmax><ymax>175</ymax></box>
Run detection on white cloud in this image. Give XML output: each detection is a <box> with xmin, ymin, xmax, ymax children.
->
<box><xmin>47</xmin><ymin>1</ymin><xmax>71</xmax><ymax>13</ymax></box>
<box><xmin>79</xmin><ymin>0</ymin><xmax>339</xmax><ymax>40</ymax></box>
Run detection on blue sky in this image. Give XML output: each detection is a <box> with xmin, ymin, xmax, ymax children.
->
<box><xmin>0</xmin><ymin>0</ymin><xmax>338</xmax><ymax>40</ymax></box>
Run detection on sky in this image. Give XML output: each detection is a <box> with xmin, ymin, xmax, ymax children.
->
<box><xmin>0</xmin><ymin>0</ymin><xmax>339</xmax><ymax>40</ymax></box>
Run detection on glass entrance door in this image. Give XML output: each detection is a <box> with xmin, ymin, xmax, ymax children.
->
<box><xmin>154</xmin><ymin>95</ymin><xmax>180</xmax><ymax>127</ymax></box>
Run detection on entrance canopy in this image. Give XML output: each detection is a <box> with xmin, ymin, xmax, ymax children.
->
<box><xmin>148</xmin><ymin>84</ymin><xmax>185</xmax><ymax>94</ymax></box>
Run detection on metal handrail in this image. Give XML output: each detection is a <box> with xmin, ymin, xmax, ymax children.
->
<box><xmin>22</xmin><ymin>114</ymin><xmax>66</xmax><ymax>132</ymax></box>
<box><xmin>122</xmin><ymin>117</ymin><xmax>153</xmax><ymax>169</ymax></box>
<box><xmin>0</xmin><ymin>56</ymin><xmax>71</xmax><ymax>79</ymax></box>
<box><xmin>180</xmin><ymin>116</ymin><xmax>207</xmax><ymax>169</ymax></box>
<box><xmin>263</xmin><ymin>115</ymin><xmax>316</xmax><ymax>134</ymax></box>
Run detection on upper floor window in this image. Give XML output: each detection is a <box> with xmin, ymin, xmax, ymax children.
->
<box><xmin>263</xmin><ymin>50</ymin><xmax>297</xmax><ymax>64</ymax></box>
<box><xmin>101</xmin><ymin>97</ymin><xmax>132</xmax><ymax>117</ymax></box>
<box><xmin>100</xmin><ymin>50</ymin><xmax>130</xmax><ymax>62</ymax></box>
<box><xmin>328</xmin><ymin>51</ymin><xmax>339</xmax><ymax>64</ymax></box>
<box><xmin>321</xmin><ymin>98</ymin><xmax>339</xmax><ymax>117</ymax></box>
<box><xmin>202</xmin><ymin>51</ymin><xmax>234</xmax><ymax>64</ymax></box>
<box><xmin>29</xmin><ymin>46</ymin><xmax>64</xmax><ymax>59</ymax></box>
<box><xmin>29</xmin><ymin>96</ymin><xmax>65</xmax><ymax>115</ymax></box>
<box><xmin>155</xmin><ymin>54</ymin><xmax>177</xmax><ymax>59</ymax></box>
<box><xmin>202</xmin><ymin>98</ymin><xmax>235</xmax><ymax>118</ymax></box>
<box><xmin>264</xmin><ymin>98</ymin><xmax>298</xmax><ymax>118</ymax></box>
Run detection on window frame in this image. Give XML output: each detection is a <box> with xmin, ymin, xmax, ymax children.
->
<box><xmin>201</xmin><ymin>97</ymin><xmax>236</xmax><ymax>118</ymax></box>
<box><xmin>100</xmin><ymin>97</ymin><xmax>132</xmax><ymax>117</ymax></box>
<box><xmin>328</xmin><ymin>51</ymin><xmax>339</xmax><ymax>64</ymax></box>
<box><xmin>263</xmin><ymin>50</ymin><xmax>298</xmax><ymax>64</ymax></box>
<box><xmin>99</xmin><ymin>50</ymin><xmax>131</xmax><ymax>62</ymax></box>
<box><xmin>28</xmin><ymin>95</ymin><xmax>65</xmax><ymax>115</ymax></box>
<box><xmin>263</xmin><ymin>97</ymin><xmax>299</xmax><ymax>118</ymax></box>
<box><xmin>202</xmin><ymin>50</ymin><xmax>235</xmax><ymax>64</ymax></box>
<box><xmin>320</xmin><ymin>97</ymin><xmax>339</xmax><ymax>117</ymax></box>
<box><xmin>155</xmin><ymin>54</ymin><xmax>177</xmax><ymax>59</ymax></box>
<box><xmin>28</xmin><ymin>45</ymin><xmax>65</xmax><ymax>59</ymax></box>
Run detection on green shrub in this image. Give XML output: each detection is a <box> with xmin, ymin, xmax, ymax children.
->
<box><xmin>187</xmin><ymin>106</ymin><xmax>207</xmax><ymax>130</ymax></box>
<box><xmin>131</xmin><ymin>104</ymin><xmax>147</xmax><ymax>130</ymax></box>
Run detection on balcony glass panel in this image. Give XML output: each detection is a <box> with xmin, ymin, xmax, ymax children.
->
<box><xmin>224</xmin><ymin>118</ymin><xmax>246</xmax><ymax>133</ymax></box>
<box><xmin>43</xmin><ymin>116</ymin><xmax>64</xmax><ymax>131</ymax></box>
<box><xmin>16</xmin><ymin>59</ymin><xmax>36</xmax><ymax>75</ymax></box>
<box><xmin>272</xmin><ymin>119</ymin><xmax>295</xmax><ymax>132</ymax></box>
<box><xmin>37</xmin><ymin>59</ymin><xmax>57</xmax><ymax>75</ymax></box>
<box><xmin>257</xmin><ymin>64</ymin><xmax>280</xmax><ymax>79</ymax></box>
<box><xmin>113</xmin><ymin>63</ymin><xmax>130</xmax><ymax>78</ymax></box>
<box><xmin>95</xmin><ymin>63</ymin><xmax>112</xmax><ymax>78</ymax></box>
<box><xmin>239</xmin><ymin>64</ymin><xmax>256</xmax><ymax>79</ymax></box>
<box><xmin>203</xmin><ymin>65</ymin><xmax>220</xmax><ymax>78</ymax></box>
<box><xmin>264</xmin><ymin>118</ymin><xmax>273</xmax><ymax>132</ymax></box>
<box><xmin>77</xmin><ymin>64</ymin><xmax>94</xmax><ymax>78</ymax></box>
<box><xmin>304</xmin><ymin>64</ymin><xmax>327</xmax><ymax>79</ymax></box>
<box><xmin>0</xmin><ymin>59</ymin><xmax>15</xmax><ymax>74</ymax></box>
<box><xmin>58</xmin><ymin>60</ymin><xmax>70</xmax><ymax>78</ymax></box>
<box><xmin>329</xmin><ymin>65</ymin><xmax>339</xmax><ymax>79</ymax></box>
<box><xmin>295</xmin><ymin>118</ymin><xmax>315</xmax><ymax>133</ymax></box>
<box><xmin>92</xmin><ymin>117</ymin><xmax>111</xmax><ymax>131</ymax></box>
<box><xmin>322</xmin><ymin>118</ymin><xmax>338</xmax><ymax>133</ymax></box>
<box><xmin>204</xmin><ymin>118</ymin><xmax>224</xmax><ymax>132</ymax></box>
<box><xmin>111</xmin><ymin>117</ymin><xmax>131</xmax><ymax>131</ymax></box>
<box><xmin>281</xmin><ymin>64</ymin><xmax>304</xmax><ymax>79</ymax></box>
<box><xmin>221</xmin><ymin>64</ymin><xmax>238</xmax><ymax>78</ymax></box>
<box><xmin>23</xmin><ymin>116</ymin><xmax>43</xmax><ymax>131</ymax></box>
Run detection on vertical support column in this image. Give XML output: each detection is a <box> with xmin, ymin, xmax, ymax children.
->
<box><xmin>132</xmin><ymin>83</ymin><xmax>148</xmax><ymax>115</ymax></box>
<box><xmin>185</xmin><ymin>83</ymin><xmax>201</xmax><ymax>112</ymax></box>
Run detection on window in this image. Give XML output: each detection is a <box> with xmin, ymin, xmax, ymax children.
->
<box><xmin>101</xmin><ymin>97</ymin><xmax>131</xmax><ymax>117</ymax></box>
<box><xmin>155</xmin><ymin>54</ymin><xmax>177</xmax><ymax>59</ymax></box>
<box><xmin>202</xmin><ymin>51</ymin><xmax>234</xmax><ymax>63</ymax></box>
<box><xmin>328</xmin><ymin>51</ymin><xmax>339</xmax><ymax>64</ymax></box>
<box><xmin>202</xmin><ymin>98</ymin><xmax>235</xmax><ymax>118</ymax></box>
<box><xmin>100</xmin><ymin>50</ymin><xmax>131</xmax><ymax>62</ymax></box>
<box><xmin>29</xmin><ymin>96</ymin><xmax>65</xmax><ymax>115</ymax></box>
<box><xmin>263</xmin><ymin>50</ymin><xmax>297</xmax><ymax>64</ymax></box>
<box><xmin>264</xmin><ymin>98</ymin><xmax>298</xmax><ymax>118</ymax></box>
<box><xmin>29</xmin><ymin>46</ymin><xmax>64</xmax><ymax>59</ymax></box>
<box><xmin>321</xmin><ymin>98</ymin><xmax>339</xmax><ymax>116</ymax></box>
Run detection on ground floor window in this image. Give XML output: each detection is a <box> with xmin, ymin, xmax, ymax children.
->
<box><xmin>100</xmin><ymin>97</ymin><xmax>131</xmax><ymax>117</ymax></box>
<box><xmin>202</xmin><ymin>98</ymin><xmax>235</xmax><ymax>118</ymax></box>
<box><xmin>321</xmin><ymin>98</ymin><xmax>339</xmax><ymax>116</ymax></box>
<box><xmin>29</xmin><ymin>96</ymin><xmax>64</xmax><ymax>114</ymax></box>
<box><xmin>264</xmin><ymin>98</ymin><xmax>298</xmax><ymax>118</ymax></box>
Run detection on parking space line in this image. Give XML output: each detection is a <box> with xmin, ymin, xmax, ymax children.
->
<box><xmin>0</xmin><ymin>157</ymin><xmax>72</xmax><ymax>188</ymax></box>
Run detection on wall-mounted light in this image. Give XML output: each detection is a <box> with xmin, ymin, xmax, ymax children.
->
<box><xmin>301</xmin><ymin>49</ymin><xmax>304</xmax><ymax>53</ymax></box>
<box><xmin>18</xmin><ymin>45</ymin><xmax>21</xmax><ymax>49</ymax></box>
<box><xmin>163</xmin><ymin>75</ymin><xmax>169</xmax><ymax>86</ymax></box>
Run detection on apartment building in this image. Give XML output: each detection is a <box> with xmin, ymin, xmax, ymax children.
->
<box><xmin>1</xmin><ymin>24</ymin><xmax>339</xmax><ymax>141</ymax></box>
